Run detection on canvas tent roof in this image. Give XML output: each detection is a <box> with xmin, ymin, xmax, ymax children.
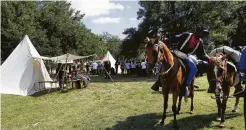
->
<box><xmin>1</xmin><ymin>35</ymin><xmax>52</xmax><ymax>96</ymax></box>
<box><xmin>102</xmin><ymin>51</ymin><xmax>121</xmax><ymax>74</ymax></box>
<box><xmin>102</xmin><ymin>51</ymin><xmax>116</xmax><ymax>68</ymax></box>
<box><xmin>43</xmin><ymin>53</ymin><xmax>97</xmax><ymax>63</ymax></box>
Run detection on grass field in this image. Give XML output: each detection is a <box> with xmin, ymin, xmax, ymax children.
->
<box><xmin>1</xmin><ymin>76</ymin><xmax>245</xmax><ymax>130</ymax></box>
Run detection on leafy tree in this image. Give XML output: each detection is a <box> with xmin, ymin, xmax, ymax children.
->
<box><xmin>121</xmin><ymin>1</ymin><xmax>245</xmax><ymax>58</ymax></box>
<box><xmin>1</xmin><ymin>1</ymin><xmax>106</xmax><ymax>62</ymax></box>
<box><xmin>99</xmin><ymin>32</ymin><xmax>122</xmax><ymax>59</ymax></box>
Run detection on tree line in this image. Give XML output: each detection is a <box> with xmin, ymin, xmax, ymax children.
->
<box><xmin>121</xmin><ymin>1</ymin><xmax>246</xmax><ymax>59</ymax></box>
<box><xmin>1</xmin><ymin>1</ymin><xmax>122</xmax><ymax>62</ymax></box>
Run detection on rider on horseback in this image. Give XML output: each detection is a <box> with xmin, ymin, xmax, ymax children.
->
<box><xmin>151</xmin><ymin>25</ymin><xmax>215</xmax><ymax>97</ymax></box>
<box><xmin>234</xmin><ymin>47</ymin><xmax>246</xmax><ymax>97</ymax></box>
<box><xmin>209</xmin><ymin>40</ymin><xmax>244</xmax><ymax>97</ymax></box>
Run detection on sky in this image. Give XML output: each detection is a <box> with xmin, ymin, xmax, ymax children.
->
<box><xmin>69</xmin><ymin>0</ymin><xmax>142</xmax><ymax>39</ymax></box>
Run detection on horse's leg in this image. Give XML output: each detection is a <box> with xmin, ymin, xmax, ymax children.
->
<box><xmin>220</xmin><ymin>97</ymin><xmax>228</xmax><ymax>127</ymax></box>
<box><xmin>190</xmin><ymin>90</ymin><xmax>194</xmax><ymax>114</ymax></box>
<box><xmin>160</xmin><ymin>86</ymin><xmax>169</xmax><ymax>126</ymax></box>
<box><xmin>177</xmin><ymin>93</ymin><xmax>182</xmax><ymax>114</ymax></box>
<box><xmin>232</xmin><ymin>81</ymin><xmax>242</xmax><ymax>112</ymax></box>
<box><xmin>220</xmin><ymin>84</ymin><xmax>230</xmax><ymax>128</ymax></box>
<box><xmin>172</xmin><ymin>88</ymin><xmax>179</xmax><ymax>128</ymax></box>
<box><xmin>190</xmin><ymin>80</ymin><xmax>195</xmax><ymax>114</ymax></box>
<box><xmin>232</xmin><ymin>97</ymin><xmax>240</xmax><ymax>113</ymax></box>
<box><xmin>216</xmin><ymin>97</ymin><xmax>222</xmax><ymax>121</ymax></box>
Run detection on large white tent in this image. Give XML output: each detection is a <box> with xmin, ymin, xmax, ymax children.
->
<box><xmin>102</xmin><ymin>51</ymin><xmax>121</xmax><ymax>74</ymax></box>
<box><xmin>1</xmin><ymin>35</ymin><xmax>53</xmax><ymax>96</ymax></box>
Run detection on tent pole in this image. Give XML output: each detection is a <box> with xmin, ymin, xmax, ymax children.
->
<box><xmin>61</xmin><ymin>53</ymin><xmax>69</xmax><ymax>89</ymax></box>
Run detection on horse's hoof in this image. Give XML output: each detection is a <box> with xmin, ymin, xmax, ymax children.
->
<box><xmin>160</xmin><ymin>121</ymin><xmax>164</xmax><ymax>126</ymax></box>
<box><xmin>219</xmin><ymin>122</ymin><xmax>225</xmax><ymax>128</ymax></box>
<box><xmin>189</xmin><ymin>111</ymin><xmax>193</xmax><ymax>114</ymax></box>
<box><xmin>216</xmin><ymin>117</ymin><xmax>221</xmax><ymax>121</ymax></box>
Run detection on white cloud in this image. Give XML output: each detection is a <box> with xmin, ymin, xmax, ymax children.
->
<box><xmin>129</xmin><ymin>17</ymin><xmax>137</xmax><ymax>21</ymax></box>
<box><xmin>92</xmin><ymin>17</ymin><xmax>122</xmax><ymax>24</ymax></box>
<box><xmin>69</xmin><ymin>0</ymin><xmax>124</xmax><ymax>17</ymax></box>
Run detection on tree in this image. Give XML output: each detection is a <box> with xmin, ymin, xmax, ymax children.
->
<box><xmin>1</xmin><ymin>1</ymin><xmax>47</xmax><ymax>60</ymax></box>
<box><xmin>1</xmin><ymin>1</ymin><xmax>106</xmax><ymax>62</ymax></box>
<box><xmin>99</xmin><ymin>32</ymin><xmax>122</xmax><ymax>59</ymax></box>
<box><xmin>121</xmin><ymin>1</ymin><xmax>244</xmax><ymax>58</ymax></box>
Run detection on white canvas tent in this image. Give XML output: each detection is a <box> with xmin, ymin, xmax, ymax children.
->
<box><xmin>1</xmin><ymin>35</ymin><xmax>53</xmax><ymax>96</ymax></box>
<box><xmin>102</xmin><ymin>51</ymin><xmax>121</xmax><ymax>74</ymax></box>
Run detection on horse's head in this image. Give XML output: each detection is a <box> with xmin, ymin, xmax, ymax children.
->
<box><xmin>207</xmin><ymin>53</ymin><xmax>228</xmax><ymax>94</ymax></box>
<box><xmin>144</xmin><ymin>37</ymin><xmax>173</xmax><ymax>75</ymax></box>
<box><xmin>144</xmin><ymin>37</ymin><xmax>159</xmax><ymax>70</ymax></box>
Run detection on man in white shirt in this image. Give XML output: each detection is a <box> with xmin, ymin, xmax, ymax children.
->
<box><xmin>131</xmin><ymin>60</ymin><xmax>136</xmax><ymax>75</ymax></box>
<box><xmin>126</xmin><ymin>61</ymin><xmax>131</xmax><ymax>75</ymax></box>
<box><xmin>141</xmin><ymin>60</ymin><xmax>146</xmax><ymax>76</ymax></box>
<box><xmin>92</xmin><ymin>62</ymin><xmax>98</xmax><ymax>75</ymax></box>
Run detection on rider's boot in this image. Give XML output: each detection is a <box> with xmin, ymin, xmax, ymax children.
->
<box><xmin>207</xmin><ymin>85</ymin><xmax>214</xmax><ymax>93</ymax></box>
<box><xmin>151</xmin><ymin>78</ymin><xmax>161</xmax><ymax>91</ymax></box>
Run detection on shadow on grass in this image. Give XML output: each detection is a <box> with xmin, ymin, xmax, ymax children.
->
<box><xmin>31</xmin><ymin>87</ymin><xmax>87</xmax><ymax>97</ymax></box>
<box><xmin>107</xmin><ymin>113</ymin><xmax>241</xmax><ymax>130</ymax></box>
<box><xmin>31</xmin><ymin>88</ymin><xmax>58</xmax><ymax>97</ymax></box>
<box><xmin>90</xmin><ymin>75</ymin><xmax>157</xmax><ymax>83</ymax></box>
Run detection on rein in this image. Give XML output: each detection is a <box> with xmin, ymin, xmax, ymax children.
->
<box><xmin>156</xmin><ymin>43</ymin><xmax>174</xmax><ymax>75</ymax></box>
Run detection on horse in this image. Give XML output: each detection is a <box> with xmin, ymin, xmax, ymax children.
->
<box><xmin>206</xmin><ymin>52</ymin><xmax>239</xmax><ymax>127</ymax></box>
<box><xmin>145</xmin><ymin>37</ymin><xmax>195</xmax><ymax>128</ymax></box>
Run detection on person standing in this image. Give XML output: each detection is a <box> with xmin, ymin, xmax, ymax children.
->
<box><xmin>57</xmin><ymin>63</ymin><xmax>64</xmax><ymax>90</ymax></box>
<box><xmin>131</xmin><ymin>60</ymin><xmax>136</xmax><ymax>75</ymax></box>
<box><xmin>115</xmin><ymin>61</ymin><xmax>119</xmax><ymax>74</ymax></box>
<box><xmin>92</xmin><ymin>61</ymin><xmax>98</xmax><ymax>75</ymax></box>
<box><xmin>104</xmin><ymin>61</ymin><xmax>111</xmax><ymax>79</ymax></box>
<box><xmin>141</xmin><ymin>60</ymin><xmax>147</xmax><ymax>77</ymax></box>
<box><xmin>125</xmin><ymin>61</ymin><xmax>130</xmax><ymax>75</ymax></box>
<box><xmin>120</xmin><ymin>62</ymin><xmax>124</xmax><ymax>74</ymax></box>
<box><xmin>97</xmin><ymin>61</ymin><xmax>103</xmax><ymax>75</ymax></box>
<box><xmin>86</xmin><ymin>62</ymin><xmax>90</xmax><ymax>74</ymax></box>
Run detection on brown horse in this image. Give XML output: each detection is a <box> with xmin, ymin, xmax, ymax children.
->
<box><xmin>145</xmin><ymin>37</ymin><xmax>195</xmax><ymax>128</ymax></box>
<box><xmin>206</xmin><ymin>53</ymin><xmax>238</xmax><ymax>127</ymax></box>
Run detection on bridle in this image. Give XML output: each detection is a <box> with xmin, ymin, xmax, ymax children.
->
<box><xmin>208</xmin><ymin>54</ymin><xmax>228</xmax><ymax>95</ymax></box>
<box><xmin>145</xmin><ymin>38</ymin><xmax>174</xmax><ymax>75</ymax></box>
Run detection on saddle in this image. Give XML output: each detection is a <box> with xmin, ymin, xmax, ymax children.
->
<box><xmin>172</xmin><ymin>53</ymin><xmax>188</xmax><ymax>87</ymax></box>
<box><xmin>151</xmin><ymin>54</ymin><xmax>188</xmax><ymax>92</ymax></box>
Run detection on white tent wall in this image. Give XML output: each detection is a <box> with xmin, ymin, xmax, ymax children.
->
<box><xmin>1</xmin><ymin>35</ymin><xmax>52</xmax><ymax>96</ymax></box>
<box><xmin>102</xmin><ymin>51</ymin><xmax>121</xmax><ymax>74</ymax></box>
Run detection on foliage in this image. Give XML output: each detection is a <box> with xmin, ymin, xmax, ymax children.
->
<box><xmin>121</xmin><ymin>1</ymin><xmax>246</xmax><ymax>58</ymax></box>
<box><xmin>1</xmin><ymin>1</ymin><xmax>119</xmax><ymax>61</ymax></box>
<box><xmin>99</xmin><ymin>32</ymin><xmax>122</xmax><ymax>59</ymax></box>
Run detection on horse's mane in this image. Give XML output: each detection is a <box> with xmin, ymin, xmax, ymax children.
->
<box><xmin>159</xmin><ymin>41</ymin><xmax>174</xmax><ymax>66</ymax></box>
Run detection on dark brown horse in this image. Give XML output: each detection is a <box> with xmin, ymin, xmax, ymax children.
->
<box><xmin>145</xmin><ymin>37</ymin><xmax>195</xmax><ymax>128</ymax></box>
<box><xmin>206</xmin><ymin>53</ymin><xmax>238</xmax><ymax>127</ymax></box>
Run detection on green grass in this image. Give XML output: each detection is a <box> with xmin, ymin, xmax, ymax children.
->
<box><xmin>1</xmin><ymin>76</ymin><xmax>245</xmax><ymax>130</ymax></box>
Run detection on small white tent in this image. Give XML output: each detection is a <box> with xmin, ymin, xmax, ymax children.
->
<box><xmin>102</xmin><ymin>51</ymin><xmax>121</xmax><ymax>74</ymax></box>
<box><xmin>0</xmin><ymin>35</ymin><xmax>52</xmax><ymax>96</ymax></box>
